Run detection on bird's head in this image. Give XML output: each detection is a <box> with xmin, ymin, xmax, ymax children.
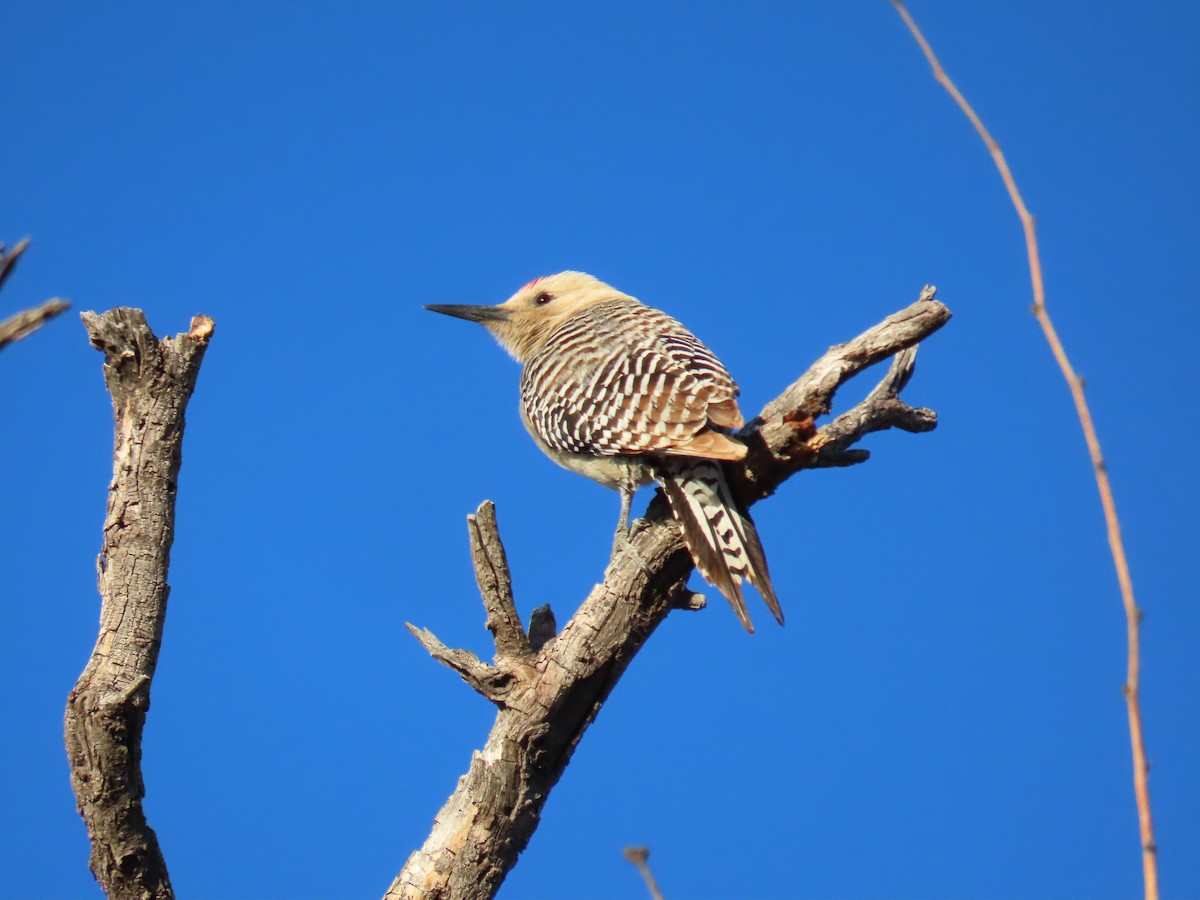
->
<box><xmin>425</xmin><ymin>271</ymin><xmax>634</xmax><ymax>362</ymax></box>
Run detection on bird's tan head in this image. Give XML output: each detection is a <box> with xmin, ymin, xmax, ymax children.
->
<box><xmin>426</xmin><ymin>271</ymin><xmax>636</xmax><ymax>363</ymax></box>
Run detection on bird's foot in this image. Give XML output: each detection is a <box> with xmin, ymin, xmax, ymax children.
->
<box><xmin>611</xmin><ymin>527</ymin><xmax>653</xmax><ymax>577</ymax></box>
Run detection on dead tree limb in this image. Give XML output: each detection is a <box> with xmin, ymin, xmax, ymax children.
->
<box><xmin>64</xmin><ymin>309</ymin><xmax>214</xmax><ymax>900</ymax></box>
<box><xmin>388</xmin><ymin>289</ymin><xmax>950</xmax><ymax>900</ymax></box>
<box><xmin>0</xmin><ymin>238</ymin><xmax>69</xmax><ymax>350</ymax></box>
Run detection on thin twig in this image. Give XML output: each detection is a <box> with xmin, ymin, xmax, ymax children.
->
<box><xmin>0</xmin><ymin>239</ymin><xmax>70</xmax><ymax>350</ymax></box>
<box><xmin>623</xmin><ymin>846</ymin><xmax>665</xmax><ymax>900</ymax></box>
<box><xmin>890</xmin><ymin>5</ymin><xmax>1157</xmax><ymax>898</ymax></box>
<box><xmin>0</xmin><ymin>238</ymin><xmax>30</xmax><ymax>291</ymax></box>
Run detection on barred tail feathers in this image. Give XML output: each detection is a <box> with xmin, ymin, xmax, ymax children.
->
<box><xmin>657</xmin><ymin>459</ymin><xmax>783</xmax><ymax>633</ymax></box>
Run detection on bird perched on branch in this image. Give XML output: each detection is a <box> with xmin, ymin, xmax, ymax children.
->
<box><xmin>426</xmin><ymin>271</ymin><xmax>783</xmax><ymax>632</ymax></box>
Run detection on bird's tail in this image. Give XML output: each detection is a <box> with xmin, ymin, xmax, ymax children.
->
<box><xmin>656</xmin><ymin>458</ymin><xmax>784</xmax><ymax>633</ymax></box>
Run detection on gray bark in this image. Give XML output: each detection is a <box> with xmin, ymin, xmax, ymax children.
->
<box><xmin>64</xmin><ymin>309</ymin><xmax>214</xmax><ymax>900</ymax></box>
<box><xmin>388</xmin><ymin>288</ymin><xmax>950</xmax><ymax>899</ymax></box>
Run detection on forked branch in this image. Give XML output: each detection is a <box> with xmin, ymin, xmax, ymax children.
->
<box><xmin>64</xmin><ymin>309</ymin><xmax>214</xmax><ymax>900</ymax></box>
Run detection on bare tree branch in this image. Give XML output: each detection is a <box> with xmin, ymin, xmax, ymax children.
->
<box><xmin>64</xmin><ymin>309</ymin><xmax>214</xmax><ymax>900</ymax></box>
<box><xmin>470</xmin><ymin>501</ymin><xmax>530</xmax><ymax>658</ymax></box>
<box><xmin>404</xmin><ymin>624</ymin><xmax>527</xmax><ymax>707</ymax></box>
<box><xmin>738</xmin><ymin>287</ymin><xmax>946</xmax><ymax>502</ymax></box>
<box><xmin>0</xmin><ymin>297</ymin><xmax>70</xmax><ymax>349</ymax></box>
<box><xmin>890</xmin><ymin>6</ymin><xmax>1158</xmax><ymax>898</ymax></box>
<box><xmin>0</xmin><ymin>239</ymin><xmax>69</xmax><ymax>350</ymax></box>
<box><xmin>387</xmin><ymin>290</ymin><xmax>950</xmax><ymax>900</ymax></box>
<box><xmin>815</xmin><ymin>344</ymin><xmax>936</xmax><ymax>468</ymax></box>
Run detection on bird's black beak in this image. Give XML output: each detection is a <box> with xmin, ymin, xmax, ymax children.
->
<box><xmin>425</xmin><ymin>304</ymin><xmax>510</xmax><ymax>324</ymax></box>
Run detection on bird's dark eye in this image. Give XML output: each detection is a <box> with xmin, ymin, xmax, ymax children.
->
<box><xmin>533</xmin><ymin>292</ymin><xmax>554</xmax><ymax>306</ymax></box>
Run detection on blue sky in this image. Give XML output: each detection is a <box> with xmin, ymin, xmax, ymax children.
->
<box><xmin>2</xmin><ymin>3</ymin><xmax>1198</xmax><ymax>898</ymax></box>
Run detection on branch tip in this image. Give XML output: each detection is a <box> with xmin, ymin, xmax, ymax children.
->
<box><xmin>624</xmin><ymin>845</ymin><xmax>646</xmax><ymax>861</ymax></box>
<box><xmin>406</xmin><ymin>623</ymin><xmax>506</xmax><ymax>703</ymax></box>
<box><xmin>0</xmin><ymin>298</ymin><xmax>72</xmax><ymax>349</ymax></box>
<box><xmin>528</xmin><ymin>604</ymin><xmax>557</xmax><ymax>651</ymax></box>
<box><xmin>757</xmin><ymin>295</ymin><xmax>950</xmax><ymax>429</ymax></box>
<box><xmin>468</xmin><ymin>500</ymin><xmax>530</xmax><ymax>658</ymax></box>
<box><xmin>0</xmin><ymin>237</ymin><xmax>31</xmax><ymax>291</ymax></box>
<box><xmin>623</xmin><ymin>846</ymin><xmax>665</xmax><ymax>900</ymax></box>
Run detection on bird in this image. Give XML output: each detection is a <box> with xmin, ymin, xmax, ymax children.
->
<box><xmin>425</xmin><ymin>271</ymin><xmax>783</xmax><ymax>633</ymax></box>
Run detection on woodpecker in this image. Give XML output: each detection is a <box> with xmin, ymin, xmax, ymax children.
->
<box><xmin>426</xmin><ymin>272</ymin><xmax>783</xmax><ymax>633</ymax></box>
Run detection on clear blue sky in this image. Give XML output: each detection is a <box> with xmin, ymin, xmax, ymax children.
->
<box><xmin>3</xmin><ymin>3</ymin><xmax>1198</xmax><ymax>898</ymax></box>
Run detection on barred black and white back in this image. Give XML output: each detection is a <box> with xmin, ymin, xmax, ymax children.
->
<box><xmin>520</xmin><ymin>299</ymin><xmax>740</xmax><ymax>460</ymax></box>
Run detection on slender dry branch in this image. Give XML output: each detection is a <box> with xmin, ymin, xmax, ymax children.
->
<box><xmin>0</xmin><ymin>237</ymin><xmax>30</xmax><ymax>291</ymax></box>
<box><xmin>890</xmin><ymin>5</ymin><xmax>1157</xmax><ymax>897</ymax></box>
<box><xmin>0</xmin><ymin>239</ymin><xmax>69</xmax><ymax>350</ymax></box>
<box><xmin>0</xmin><ymin>297</ymin><xmax>70</xmax><ymax>349</ymax></box>
<box><xmin>388</xmin><ymin>291</ymin><xmax>950</xmax><ymax>900</ymax></box>
<box><xmin>405</xmin><ymin>625</ymin><xmax>500</xmax><ymax>701</ymax></box>
<box><xmin>623</xmin><ymin>846</ymin><xmax>666</xmax><ymax>900</ymax></box>
<box><xmin>64</xmin><ymin>309</ymin><xmax>214</xmax><ymax>900</ymax></box>
<box><xmin>815</xmin><ymin>344</ymin><xmax>936</xmax><ymax>468</ymax></box>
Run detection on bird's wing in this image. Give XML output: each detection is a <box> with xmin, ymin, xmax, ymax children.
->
<box><xmin>521</xmin><ymin>300</ymin><xmax>745</xmax><ymax>459</ymax></box>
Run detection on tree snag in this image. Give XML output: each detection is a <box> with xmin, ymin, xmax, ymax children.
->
<box><xmin>388</xmin><ymin>288</ymin><xmax>950</xmax><ymax>900</ymax></box>
<box><xmin>64</xmin><ymin>309</ymin><xmax>214</xmax><ymax>900</ymax></box>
